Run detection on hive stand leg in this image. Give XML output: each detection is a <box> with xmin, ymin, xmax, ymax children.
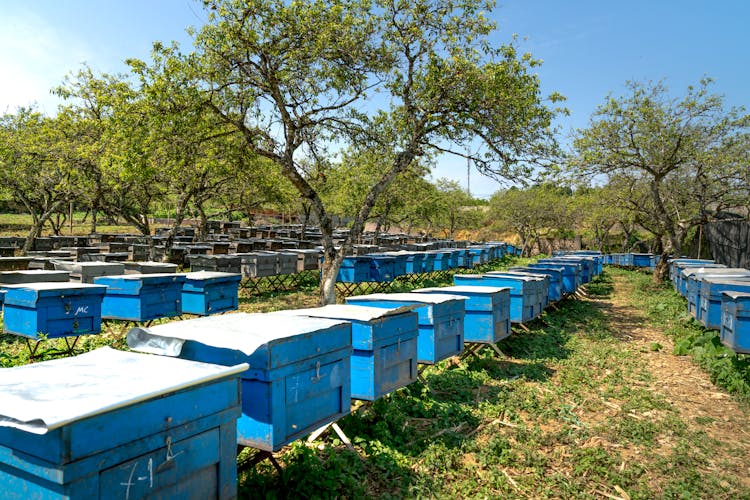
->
<box><xmin>306</xmin><ymin>422</ymin><xmax>356</xmax><ymax>453</ymax></box>
<box><xmin>459</xmin><ymin>343</ymin><xmax>481</xmax><ymax>360</ymax></box>
<box><xmin>61</xmin><ymin>336</ymin><xmax>80</xmax><ymax>356</ymax></box>
<box><xmin>512</xmin><ymin>323</ymin><xmax>531</xmax><ymax>333</ymax></box>
<box><xmin>237</xmin><ymin>448</ymin><xmax>283</xmax><ymax>474</ymax></box>
<box><xmin>24</xmin><ymin>338</ymin><xmax>42</xmax><ymax>361</ymax></box>
<box><xmin>488</xmin><ymin>343</ymin><xmax>508</xmax><ymax>359</ymax></box>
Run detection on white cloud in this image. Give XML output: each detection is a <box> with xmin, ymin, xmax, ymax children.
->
<box><xmin>0</xmin><ymin>10</ymin><xmax>92</xmax><ymax>114</ymax></box>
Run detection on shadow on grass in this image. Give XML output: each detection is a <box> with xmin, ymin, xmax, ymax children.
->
<box><xmin>238</xmin><ymin>441</ymin><xmax>421</xmax><ymax>499</ymax></box>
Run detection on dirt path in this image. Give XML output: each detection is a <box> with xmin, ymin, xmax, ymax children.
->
<box><xmin>593</xmin><ymin>273</ymin><xmax>750</xmax><ymax>486</ymax></box>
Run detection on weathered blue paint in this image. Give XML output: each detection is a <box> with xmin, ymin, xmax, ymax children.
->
<box><xmin>540</xmin><ymin>257</ymin><xmax>593</xmax><ymax>284</ymax></box>
<box><xmin>283</xmin><ymin>305</ymin><xmax>419</xmax><ymax>401</ymax></box>
<box><xmin>367</xmin><ymin>255</ymin><xmax>396</xmax><ymax>282</ymax></box>
<box><xmin>181</xmin><ymin>271</ymin><xmax>242</xmax><ymax>316</ymax></box>
<box><xmin>345</xmin><ymin>293</ymin><xmax>465</xmax><ymax>365</ymax></box>
<box><xmin>678</xmin><ymin>265</ymin><xmax>730</xmax><ymax>298</ymax></box>
<box><xmin>95</xmin><ymin>274</ymin><xmax>186</xmax><ymax>322</ymax></box>
<box><xmin>699</xmin><ymin>279</ymin><xmax>750</xmax><ymax>330</ymax></box>
<box><xmin>720</xmin><ymin>291</ymin><xmax>750</xmax><ymax>354</ymax></box>
<box><xmin>2</xmin><ymin>283</ymin><xmax>107</xmax><ymax>339</ymax></box>
<box><xmin>669</xmin><ymin>260</ymin><xmax>718</xmax><ymax>290</ymax></box>
<box><xmin>429</xmin><ymin>251</ymin><xmax>453</xmax><ymax>271</ymax></box>
<box><xmin>509</xmin><ymin>267</ymin><xmax>563</xmax><ymax>303</ymax></box>
<box><xmin>0</xmin><ymin>359</ymin><xmax>243</xmax><ymax>499</ymax></box>
<box><xmin>413</xmin><ymin>286</ymin><xmax>511</xmax><ymax>344</ymax></box>
<box><xmin>337</xmin><ymin>256</ymin><xmax>372</xmax><ymax>283</ymax></box>
<box><xmin>537</xmin><ymin>259</ymin><xmax>584</xmax><ymax>289</ymax></box>
<box><xmin>380</xmin><ymin>252</ymin><xmax>408</xmax><ymax>277</ymax></box>
<box><xmin>128</xmin><ymin>314</ymin><xmax>353</xmax><ymax>452</ymax></box>
<box><xmin>420</xmin><ymin>253</ymin><xmax>437</xmax><ymax>273</ymax></box>
<box><xmin>684</xmin><ymin>269</ymin><xmax>750</xmax><ymax>316</ymax></box>
<box><xmin>467</xmin><ymin>247</ymin><xmax>488</xmax><ymax>266</ymax></box>
<box><xmin>401</xmin><ymin>252</ymin><xmax>424</xmax><ymax>274</ymax></box>
<box><xmin>487</xmin><ymin>271</ymin><xmax>549</xmax><ymax>311</ymax></box>
<box><xmin>453</xmin><ymin>274</ymin><xmax>537</xmax><ymax>324</ymax></box>
<box><xmin>631</xmin><ymin>253</ymin><xmax>655</xmax><ymax>269</ymax></box>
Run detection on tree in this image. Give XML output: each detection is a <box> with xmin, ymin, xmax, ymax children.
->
<box><xmin>0</xmin><ymin>109</ymin><xmax>79</xmax><ymax>252</ymax></box>
<box><xmin>431</xmin><ymin>179</ymin><xmax>484</xmax><ymax>239</ymax></box>
<box><xmin>573</xmin><ymin>79</ymin><xmax>750</xmax><ymax>279</ymax></box>
<box><xmin>191</xmin><ymin>0</ymin><xmax>561</xmax><ymax>304</ymax></box>
<box><xmin>487</xmin><ymin>184</ymin><xmax>573</xmax><ymax>256</ymax></box>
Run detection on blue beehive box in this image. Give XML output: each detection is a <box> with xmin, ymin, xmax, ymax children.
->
<box><xmin>524</xmin><ymin>264</ymin><xmax>570</xmax><ymax>296</ymax></box>
<box><xmin>0</xmin><ymin>348</ymin><xmax>245</xmax><ymax>500</ymax></box>
<box><xmin>95</xmin><ymin>273</ymin><xmax>186</xmax><ymax>322</ymax></box>
<box><xmin>468</xmin><ymin>247</ymin><xmax>488</xmax><ymax>266</ymax></box>
<box><xmin>684</xmin><ymin>269</ymin><xmax>750</xmax><ymax>315</ymax></box>
<box><xmin>281</xmin><ymin>304</ymin><xmax>419</xmax><ymax>401</ymax></box>
<box><xmin>182</xmin><ymin>271</ymin><xmax>242</xmax><ymax>316</ymax></box>
<box><xmin>487</xmin><ymin>271</ymin><xmax>549</xmax><ymax>310</ymax></box>
<box><xmin>420</xmin><ymin>252</ymin><xmax>436</xmax><ymax>273</ymax></box>
<box><xmin>509</xmin><ymin>266</ymin><xmax>563</xmax><ymax>303</ymax></box>
<box><xmin>381</xmin><ymin>252</ymin><xmax>408</xmax><ymax>277</ymax></box>
<box><xmin>563</xmin><ymin>257</ymin><xmax>595</xmax><ymax>282</ymax></box>
<box><xmin>127</xmin><ymin>313</ymin><xmax>352</xmax><ymax>452</ymax></box>
<box><xmin>400</xmin><ymin>252</ymin><xmax>424</xmax><ymax>274</ymax></box>
<box><xmin>670</xmin><ymin>260</ymin><xmax>720</xmax><ymax>290</ymax></box>
<box><xmin>367</xmin><ymin>255</ymin><xmax>396</xmax><ymax>282</ymax></box>
<box><xmin>457</xmin><ymin>249</ymin><xmax>472</xmax><ymax>268</ymax></box>
<box><xmin>337</xmin><ymin>256</ymin><xmax>371</xmax><ymax>283</ymax></box>
<box><xmin>345</xmin><ymin>293</ymin><xmax>465</xmax><ymax>365</ymax></box>
<box><xmin>2</xmin><ymin>283</ymin><xmax>107</xmax><ymax>339</ymax></box>
<box><xmin>537</xmin><ymin>259</ymin><xmax>584</xmax><ymax>289</ymax></box>
<box><xmin>699</xmin><ymin>279</ymin><xmax>750</xmax><ymax>330</ymax></box>
<box><xmin>631</xmin><ymin>253</ymin><xmax>653</xmax><ymax>269</ymax></box>
<box><xmin>414</xmin><ymin>285</ymin><xmax>510</xmax><ymax>344</ymax></box>
<box><xmin>720</xmin><ymin>291</ymin><xmax>750</xmax><ymax>354</ymax></box>
<box><xmin>668</xmin><ymin>258</ymin><xmax>715</xmax><ymax>282</ymax></box>
<box><xmin>566</xmin><ymin>257</ymin><xmax>595</xmax><ymax>282</ymax></box>
<box><xmin>429</xmin><ymin>251</ymin><xmax>452</xmax><ymax>271</ymax></box>
<box><xmin>678</xmin><ymin>265</ymin><xmax>728</xmax><ymax>297</ymax></box>
<box><xmin>453</xmin><ymin>274</ymin><xmax>537</xmax><ymax>323</ymax></box>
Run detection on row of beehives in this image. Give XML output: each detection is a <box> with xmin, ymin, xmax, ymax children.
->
<box><xmin>0</xmin><ymin>225</ymin><xmax>476</xmax><ymax>260</ymax></box>
<box><xmin>666</xmin><ymin>258</ymin><xmax>750</xmax><ymax>354</ymax></box>
<box><xmin>599</xmin><ymin>253</ymin><xmax>750</xmax><ymax>355</ymax></box>
<box><xmin>0</xmin><ymin>270</ymin><xmax>241</xmax><ymax>337</ymax></box>
<box><xmin>0</xmin><ymin>243</ymin><xmax>523</xmax><ymax>341</ymax></box>
<box><xmin>0</xmin><ymin>238</ymin><xmax>519</xmax><ymax>279</ymax></box>
<box><xmin>0</xmin><ymin>253</ymin><xmax>602</xmax><ymax>499</ymax></box>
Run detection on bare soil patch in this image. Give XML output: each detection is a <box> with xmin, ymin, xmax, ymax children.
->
<box><xmin>592</xmin><ymin>273</ymin><xmax>750</xmax><ymax>487</ymax></box>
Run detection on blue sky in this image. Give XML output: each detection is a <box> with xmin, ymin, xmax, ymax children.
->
<box><xmin>2</xmin><ymin>0</ymin><xmax>748</xmax><ymax>198</ymax></box>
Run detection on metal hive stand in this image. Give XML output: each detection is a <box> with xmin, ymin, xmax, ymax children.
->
<box><xmin>460</xmin><ymin>342</ymin><xmax>508</xmax><ymax>360</ymax></box>
<box><xmin>23</xmin><ymin>335</ymin><xmax>81</xmax><ymax>361</ymax></box>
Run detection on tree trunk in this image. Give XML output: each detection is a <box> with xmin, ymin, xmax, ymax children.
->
<box><xmin>90</xmin><ymin>206</ymin><xmax>98</xmax><ymax>234</ymax></box>
<box><xmin>653</xmin><ymin>251</ymin><xmax>670</xmax><ymax>283</ymax></box>
<box><xmin>319</xmin><ymin>252</ymin><xmax>341</xmax><ymax>305</ymax></box>
<box><xmin>196</xmin><ymin>202</ymin><xmax>208</xmax><ymax>241</ymax></box>
<box><xmin>649</xmin><ymin>178</ymin><xmax>681</xmax><ymax>256</ymax></box>
<box><xmin>22</xmin><ymin>219</ymin><xmax>44</xmax><ymax>254</ymax></box>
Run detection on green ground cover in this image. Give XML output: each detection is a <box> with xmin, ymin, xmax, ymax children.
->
<box><xmin>1</xmin><ymin>262</ymin><xmax>748</xmax><ymax>498</ymax></box>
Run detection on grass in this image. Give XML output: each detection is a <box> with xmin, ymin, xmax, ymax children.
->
<box><xmin>2</xmin><ymin>262</ymin><xmax>748</xmax><ymax>498</ymax></box>
<box><xmin>612</xmin><ymin>267</ymin><xmax>750</xmax><ymax>403</ymax></box>
<box><xmin>0</xmin><ymin>212</ymin><xmax>148</xmax><ymax>237</ymax></box>
<box><xmin>236</xmin><ymin>268</ymin><xmax>750</xmax><ymax>498</ymax></box>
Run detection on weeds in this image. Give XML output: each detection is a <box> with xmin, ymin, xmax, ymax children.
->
<box><xmin>2</xmin><ymin>263</ymin><xmax>748</xmax><ymax>498</ymax></box>
<box><xmin>612</xmin><ymin>267</ymin><xmax>750</xmax><ymax>402</ymax></box>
